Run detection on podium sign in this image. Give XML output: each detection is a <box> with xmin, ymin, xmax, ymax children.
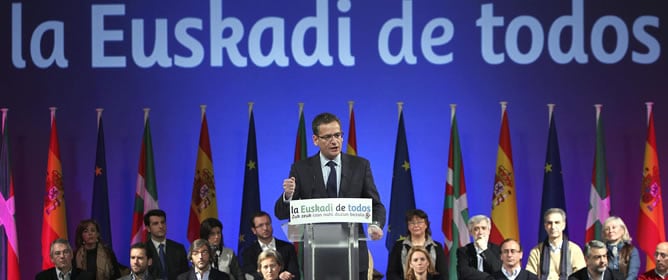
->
<box><xmin>286</xmin><ymin>198</ymin><xmax>372</xmax><ymax>280</ymax></box>
<box><xmin>288</xmin><ymin>198</ymin><xmax>373</xmax><ymax>225</ymax></box>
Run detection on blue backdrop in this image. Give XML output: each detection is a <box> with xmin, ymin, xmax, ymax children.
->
<box><xmin>2</xmin><ymin>0</ymin><xmax>668</xmax><ymax>277</ymax></box>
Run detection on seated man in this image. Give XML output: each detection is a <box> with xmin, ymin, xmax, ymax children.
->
<box><xmin>36</xmin><ymin>238</ymin><xmax>93</xmax><ymax>280</ymax></box>
<box><xmin>492</xmin><ymin>239</ymin><xmax>538</xmax><ymax>280</ymax></box>
<box><xmin>526</xmin><ymin>208</ymin><xmax>585</xmax><ymax>280</ymax></box>
<box><xmin>119</xmin><ymin>243</ymin><xmax>154</xmax><ymax>280</ymax></box>
<box><xmin>638</xmin><ymin>242</ymin><xmax>668</xmax><ymax>280</ymax></box>
<box><xmin>177</xmin><ymin>239</ymin><xmax>229</xmax><ymax>280</ymax></box>
<box><xmin>457</xmin><ymin>215</ymin><xmax>502</xmax><ymax>280</ymax></box>
<box><xmin>568</xmin><ymin>240</ymin><xmax>623</xmax><ymax>280</ymax></box>
<box><xmin>241</xmin><ymin>211</ymin><xmax>300</xmax><ymax>280</ymax></box>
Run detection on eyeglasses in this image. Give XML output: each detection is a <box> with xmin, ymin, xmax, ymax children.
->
<box><xmin>317</xmin><ymin>132</ymin><xmax>344</xmax><ymax>141</ymax></box>
<box><xmin>501</xmin><ymin>249</ymin><xmax>521</xmax><ymax>255</ymax></box>
<box><xmin>193</xmin><ymin>250</ymin><xmax>210</xmax><ymax>256</ymax></box>
<box><xmin>408</xmin><ymin>221</ymin><xmax>426</xmax><ymax>226</ymax></box>
<box><xmin>254</xmin><ymin>222</ymin><xmax>272</xmax><ymax>229</ymax></box>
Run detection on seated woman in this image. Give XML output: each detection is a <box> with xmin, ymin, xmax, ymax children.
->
<box><xmin>257</xmin><ymin>250</ymin><xmax>283</xmax><ymax>280</ymax></box>
<box><xmin>405</xmin><ymin>247</ymin><xmax>441</xmax><ymax>280</ymax></box>
<box><xmin>74</xmin><ymin>219</ymin><xmax>121</xmax><ymax>280</ymax></box>
<box><xmin>603</xmin><ymin>216</ymin><xmax>640</xmax><ymax>280</ymax></box>
<box><xmin>387</xmin><ymin>209</ymin><xmax>447</xmax><ymax>280</ymax></box>
<box><xmin>200</xmin><ymin>218</ymin><xmax>245</xmax><ymax>280</ymax></box>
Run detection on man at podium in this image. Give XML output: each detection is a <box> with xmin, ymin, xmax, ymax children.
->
<box><xmin>275</xmin><ymin>112</ymin><xmax>387</xmax><ymax>280</ymax></box>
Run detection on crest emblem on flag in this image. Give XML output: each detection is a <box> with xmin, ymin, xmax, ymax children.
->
<box><xmin>492</xmin><ymin>165</ymin><xmax>513</xmax><ymax>207</ymax></box>
<box><xmin>641</xmin><ymin>166</ymin><xmax>661</xmax><ymax>211</ymax></box>
<box><xmin>45</xmin><ymin>170</ymin><xmax>64</xmax><ymax>215</ymax></box>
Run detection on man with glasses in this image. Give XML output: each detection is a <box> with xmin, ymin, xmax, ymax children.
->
<box><xmin>36</xmin><ymin>238</ymin><xmax>93</xmax><ymax>280</ymax></box>
<box><xmin>492</xmin><ymin>239</ymin><xmax>537</xmax><ymax>280</ymax></box>
<box><xmin>638</xmin><ymin>242</ymin><xmax>668</xmax><ymax>280</ymax></box>
<box><xmin>241</xmin><ymin>211</ymin><xmax>300</xmax><ymax>280</ymax></box>
<box><xmin>457</xmin><ymin>215</ymin><xmax>502</xmax><ymax>280</ymax></box>
<box><xmin>275</xmin><ymin>112</ymin><xmax>387</xmax><ymax>280</ymax></box>
<box><xmin>178</xmin><ymin>239</ymin><xmax>229</xmax><ymax>280</ymax></box>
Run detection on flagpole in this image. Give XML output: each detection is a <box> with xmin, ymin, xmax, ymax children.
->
<box><xmin>397</xmin><ymin>101</ymin><xmax>404</xmax><ymax>120</ymax></box>
<box><xmin>594</xmin><ymin>104</ymin><xmax>602</xmax><ymax>122</ymax></box>
<box><xmin>348</xmin><ymin>101</ymin><xmax>354</xmax><ymax>116</ymax></box>
<box><xmin>50</xmin><ymin>107</ymin><xmax>57</xmax><ymax>127</ymax></box>
<box><xmin>298</xmin><ymin>102</ymin><xmax>304</xmax><ymax>116</ymax></box>
<box><xmin>248</xmin><ymin>102</ymin><xmax>254</xmax><ymax>118</ymax></box>
<box><xmin>547</xmin><ymin>104</ymin><xmax>555</xmax><ymax>123</ymax></box>
<box><xmin>500</xmin><ymin>101</ymin><xmax>508</xmax><ymax>116</ymax></box>
<box><xmin>1</xmin><ymin>108</ymin><xmax>7</xmax><ymax>133</ymax></box>
<box><xmin>450</xmin><ymin>104</ymin><xmax>456</xmax><ymax>123</ymax></box>
<box><xmin>200</xmin><ymin>105</ymin><xmax>207</xmax><ymax>120</ymax></box>
<box><xmin>646</xmin><ymin>102</ymin><xmax>654</xmax><ymax>126</ymax></box>
<box><xmin>143</xmin><ymin>108</ymin><xmax>150</xmax><ymax>125</ymax></box>
<box><xmin>96</xmin><ymin>108</ymin><xmax>103</xmax><ymax>130</ymax></box>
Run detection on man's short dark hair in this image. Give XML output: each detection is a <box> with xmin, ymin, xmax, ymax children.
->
<box><xmin>312</xmin><ymin>113</ymin><xmax>341</xmax><ymax>135</ymax></box>
<box><xmin>251</xmin><ymin>211</ymin><xmax>271</xmax><ymax>228</ymax></box>
<box><xmin>131</xmin><ymin>242</ymin><xmax>152</xmax><ymax>260</ymax></box>
<box><xmin>143</xmin><ymin>209</ymin><xmax>167</xmax><ymax>227</ymax></box>
<box><xmin>500</xmin><ymin>238</ymin><xmax>523</xmax><ymax>252</ymax></box>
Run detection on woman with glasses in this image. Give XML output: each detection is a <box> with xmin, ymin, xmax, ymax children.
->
<box><xmin>603</xmin><ymin>216</ymin><xmax>640</xmax><ymax>280</ymax></box>
<box><xmin>200</xmin><ymin>218</ymin><xmax>245</xmax><ymax>280</ymax></box>
<box><xmin>257</xmin><ymin>250</ymin><xmax>284</xmax><ymax>280</ymax></box>
<box><xmin>405</xmin><ymin>247</ymin><xmax>441</xmax><ymax>280</ymax></box>
<box><xmin>387</xmin><ymin>209</ymin><xmax>447</xmax><ymax>280</ymax></box>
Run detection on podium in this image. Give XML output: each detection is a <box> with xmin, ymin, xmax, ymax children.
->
<box><xmin>283</xmin><ymin>198</ymin><xmax>373</xmax><ymax>280</ymax></box>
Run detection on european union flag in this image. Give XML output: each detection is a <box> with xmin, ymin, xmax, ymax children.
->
<box><xmin>538</xmin><ymin>109</ymin><xmax>568</xmax><ymax>241</ymax></box>
<box><xmin>238</xmin><ymin>109</ymin><xmax>261</xmax><ymax>255</ymax></box>
<box><xmin>92</xmin><ymin>115</ymin><xmax>113</xmax><ymax>248</ymax></box>
<box><xmin>386</xmin><ymin>110</ymin><xmax>416</xmax><ymax>250</ymax></box>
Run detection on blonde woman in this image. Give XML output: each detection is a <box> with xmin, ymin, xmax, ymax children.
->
<box><xmin>603</xmin><ymin>216</ymin><xmax>640</xmax><ymax>280</ymax></box>
<box><xmin>257</xmin><ymin>250</ymin><xmax>284</xmax><ymax>280</ymax></box>
<box><xmin>404</xmin><ymin>247</ymin><xmax>441</xmax><ymax>280</ymax></box>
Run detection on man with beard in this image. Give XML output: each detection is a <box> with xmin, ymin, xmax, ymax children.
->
<box><xmin>568</xmin><ymin>240</ymin><xmax>623</xmax><ymax>280</ymax></box>
<box><xmin>177</xmin><ymin>239</ymin><xmax>229</xmax><ymax>280</ymax></box>
<box><xmin>119</xmin><ymin>243</ymin><xmax>154</xmax><ymax>280</ymax></box>
<box><xmin>638</xmin><ymin>242</ymin><xmax>668</xmax><ymax>280</ymax></box>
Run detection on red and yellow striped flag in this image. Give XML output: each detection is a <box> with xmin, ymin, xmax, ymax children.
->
<box><xmin>637</xmin><ymin>102</ymin><xmax>666</xmax><ymax>270</ymax></box>
<box><xmin>187</xmin><ymin>105</ymin><xmax>218</xmax><ymax>242</ymax></box>
<box><xmin>41</xmin><ymin>107</ymin><xmax>68</xmax><ymax>269</ymax></box>
<box><xmin>490</xmin><ymin>102</ymin><xmax>519</xmax><ymax>244</ymax></box>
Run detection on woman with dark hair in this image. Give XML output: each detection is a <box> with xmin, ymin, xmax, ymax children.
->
<box><xmin>74</xmin><ymin>219</ymin><xmax>121</xmax><ymax>280</ymax></box>
<box><xmin>200</xmin><ymin>217</ymin><xmax>245</xmax><ymax>280</ymax></box>
<box><xmin>387</xmin><ymin>209</ymin><xmax>447</xmax><ymax>280</ymax></box>
<box><xmin>404</xmin><ymin>247</ymin><xmax>440</xmax><ymax>280</ymax></box>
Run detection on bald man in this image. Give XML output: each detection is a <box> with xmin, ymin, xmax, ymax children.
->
<box><xmin>638</xmin><ymin>242</ymin><xmax>668</xmax><ymax>280</ymax></box>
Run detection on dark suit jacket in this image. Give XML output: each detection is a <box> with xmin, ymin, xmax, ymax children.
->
<box><xmin>491</xmin><ymin>270</ymin><xmax>538</xmax><ymax>280</ymax></box>
<box><xmin>117</xmin><ymin>272</ymin><xmax>155</xmax><ymax>280</ymax></box>
<box><xmin>240</xmin><ymin>239</ymin><xmax>300</xmax><ymax>280</ymax></box>
<box><xmin>176</xmin><ymin>268</ymin><xmax>230</xmax><ymax>280</ymax></box>
<box><xmin>568</xmin><ymin>267</ymin><xmax>624</xmax><ymax>280</ymax></box>
<box><xmin>457</xmin><ymin>243</ymin><xmax>502</xmax><ymax>280</ymax></box>
<box><xmin>146</xmin><ymin>239</ymin><xmax>189</xmax><ymax>280</ymax></box>
<box><xmin>273</xmin><ymin>152</ymin><xmax>387</xmax><ymax>272</ymax></box>
<box><xmin>35</xmin><ymin>267</ymin><xmax>94</xmax><ymax>280</ymax></box>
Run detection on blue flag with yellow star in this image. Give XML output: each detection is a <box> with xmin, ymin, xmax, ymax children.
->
<box><xmin>538</xmin><ymin>109</ymin><xmax>569</xmax><ymax>241</ymax></box>
<box><xmin>386</xmin><ymin>109</ymin><xmax>416</xmax><ymax>250</ymax></box>
<box><xmin>91</xmin><ymin>114</ymin><xmax>113</xmax><ymax>248</ymax></box>
<box><xmin>238</xmin><ymin>108</ymin><xmax>261</xmax><ymax>254</ymax></box>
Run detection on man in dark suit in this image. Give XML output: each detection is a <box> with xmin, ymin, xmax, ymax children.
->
<box><xmin>569</xmin><ymin>240</ymin><xmax>623</xmax><ymax>280</ymax></box>
<box><xmin>144</xmin><ymin>209</ymin><xmax>189</xmax><ymax>280</ymax></box>
<box><xmin>491</xmin><ymin>239</ymin><xmax>538</xmax><ymax>280</ymax></box>
<box><xmin>274</xmin><ymin>112</ymin><xmax>387</xmax><ymax>280</ymax></box>
<box><xmin>119</xmin><ymin>243</ymin><xmax>154</xmax><ymax>280</ymax></box>
<box><xmin>457</xmin><ymin>215</ymin><xmax>502</xmax><ymax>280</ymax></box>
<box><xmin>36</xmin><ymin>238</ymin><xmax>93</xmax><ymax>280</ymax></box>
<box><xmin>241</xmin><ymin>211</ymin><xmax>300</xmax><ymax>280</ymax></box>
<box><xmin>178</xmin><ymin>239</ymin><xmax>230</xmax><ymax>280</ymax></box>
